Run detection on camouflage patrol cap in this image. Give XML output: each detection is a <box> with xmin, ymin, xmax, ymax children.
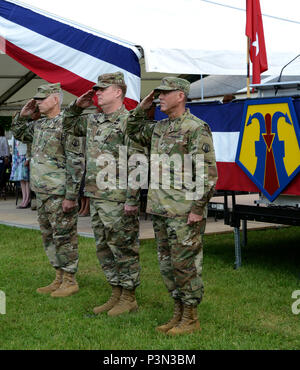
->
<box><xmin>34</xmin><ymin>83</ymin><xmax>61</xmax><ymax>99</ymax></box>
<box><xmin>154</xmin><ymin>77</ymin><xmax>190</xmax><ymax>95</ymax></box>
<box><xmin>93</xmin><ymin>72</ymin><xmax>126</xmax><ymax>90</ymax></box>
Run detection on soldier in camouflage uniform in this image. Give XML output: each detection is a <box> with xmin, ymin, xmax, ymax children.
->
<box><xmin>62</xmin><ymin>72</ymin><xmax>143</xmax><ymax>316</ymax></box>
<box><xmin>126</xmin><ymin>77</ymin><xmax>218</xmax><ymax>335</ymax></box>
<box><xmin>12</xmin><ymin>83</ymin><xmax>85</xmax><ymax>298</ymax></box>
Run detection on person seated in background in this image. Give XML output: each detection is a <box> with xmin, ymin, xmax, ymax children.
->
<box><xmin>0</xmin><ymin>126</ymin><xmax>10</xmax><ymax>197</ymax></box>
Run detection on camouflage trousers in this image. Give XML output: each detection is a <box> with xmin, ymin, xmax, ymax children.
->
<box><xmin>36</xmin><ymin>193</ymin><xmax>79</xmax><ymax>274</ymax></box>
<box><xmin>90</xmin><ymin>199</ymin><xmax>140</xmax><ymax>290</ymax></box>
<box><xmin>152</xmin><ymin>215</ymin><xmax>206</xmax><ymax>306</ymax></box>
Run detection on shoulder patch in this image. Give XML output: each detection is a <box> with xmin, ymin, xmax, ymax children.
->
<box><xmin>202</xmin><ymin>143</ymin><xmax>210</xmax><ymax>153</ymax></box>
<box><xmin>72</xmin><ymin>138</ymin><xmax>80</xmax><ymax>147</ymax></box>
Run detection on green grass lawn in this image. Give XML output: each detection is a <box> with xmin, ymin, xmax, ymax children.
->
<box><xmin>0</xmin><ymin>223</ymin><xmax>299</xmax><ymax>350</ymax></box>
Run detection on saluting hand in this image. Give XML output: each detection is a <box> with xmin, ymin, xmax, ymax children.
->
<box><xmin>140</xmin><ymin>90</ymin><xmax>156</xmax><ymax>111</ymax></box>
<box><xmin>76</xmin><ymin>89</ymin><xmax>95</xmax><ymax>108</ymax></box>
<box><xmin>187</xmin><ymin>212</ymin><xmax>203</xmax><ymax>225</ymax></box>
<box><xmin>31</xmin><ymin>109</ymin><xmax>41</xmax><ymax>121</ymax></box>
<box><xmin>20</xmin><ymin>99</ymin><xmax>38</xmax><ymax>118</ymax></box>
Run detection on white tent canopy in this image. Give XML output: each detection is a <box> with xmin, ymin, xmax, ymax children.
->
<box><xmin>9</xmin><ymin>0</ymin><xmax>300</xmax><ymax>76</ymax></box>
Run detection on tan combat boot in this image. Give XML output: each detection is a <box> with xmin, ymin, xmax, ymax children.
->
<box><xmin>107</xmin><ymin>288</ymin><xmax>138</xmax><ymax>316</ymax></box>
<box><xmin>167</xmin><ymin>304</ymin><xmax>201</xmax><ymax>335</ymax></box>
<box><xmin>50</xmin><ymin>271</ymin><xmax>79</xmax><ymax>298</ymax></box>
<box><xmin>156</xmin><ymin>300</ymin><xmax>183</xmax><ymax>333</ymax></box>
<box><xmin>93</xmin><ymin>286</ymin><xmax>122</xmax><ymax>315</ymax></box>
<box><xmin>36</xmin><ymin>268</ymin><xmax>63</xmax><ymax>294</ymax></box>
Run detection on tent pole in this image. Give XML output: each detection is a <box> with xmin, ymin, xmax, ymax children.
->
<box><xmin>0</xmin><ymin>71</ymin><xmax>36</xmax><ymax>107</ymax></box>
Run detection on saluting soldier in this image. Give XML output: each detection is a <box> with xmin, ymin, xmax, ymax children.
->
<box><xmin>62</xmin><ymin>72</ymin><xmax>144</xmax><ymax>316</ymax></box>
<box><xmin>126</xmin><ymin>77</ymin><xmax>218</xmax><ymax>335</ymax></box>
<box><xmin>12</xmin><ymin>83</ymin><xmax>85</xmax><ymax>298</ymax></box>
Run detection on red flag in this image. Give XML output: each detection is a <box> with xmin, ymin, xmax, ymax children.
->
<box><xmin>246</xmin><ymin>0</ymin><xmax>268</xmax><ymax>84</ymax></box>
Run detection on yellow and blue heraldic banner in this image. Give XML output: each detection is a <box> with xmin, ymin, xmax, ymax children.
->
<box><xmin>236</xmin><ymin>97</ymin><xmax>300</xmax><ymax>202</ymax></box>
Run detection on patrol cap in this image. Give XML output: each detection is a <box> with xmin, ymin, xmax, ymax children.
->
<box><xmin>34</xmin><ymin>83</ymin><xmax>61</xmax><ymax>99</ymax></box>
<box><xmin>154</xmin><ymin>77</ymin><xmax>190</xmax><ymax>96</ymax></box>
<box><xmin>93</xmin><ymin>72</ymin><xmax>126</xmax><ymax>90</ymax></box>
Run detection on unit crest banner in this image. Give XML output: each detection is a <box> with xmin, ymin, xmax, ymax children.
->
<box><xmin>236</xmin><ymin>98</ymin><xmax>300</xmax><ymax>201</ymax></box>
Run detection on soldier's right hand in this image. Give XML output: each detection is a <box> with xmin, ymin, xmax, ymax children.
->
<box><xmin>20</xmin><ymin>99</ymin><xmax>38</xmax><ymax>118</ymax></box>
<box><xmin>76</xmin><ymin>89</ymin><xmax>95</xmax><ymax>108</ymax></box>
<box><xmin>140</xmin><ymin>90</ymin><xmax>156</xmax><ymax>111</ymax></box>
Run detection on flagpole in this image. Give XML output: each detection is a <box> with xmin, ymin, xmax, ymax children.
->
<box><xmin>247</xmin><ymin>36</ymin><xmax>251</xmax><ymax>98</ymax></box>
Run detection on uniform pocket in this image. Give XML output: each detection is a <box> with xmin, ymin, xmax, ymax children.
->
<box><xmin>159</xmin><ymin>134</ymin><xmax>187</xmax><ymax>154</ymax></box>
<box><xmin>65</xmin><ymin>134</ymin><xmax>84</xmax><ymax>154</ymax></box>
<box><xmin>39</xmin><ymin>129</ymin><xmax>61</xmax><ymax>155</ymax></box>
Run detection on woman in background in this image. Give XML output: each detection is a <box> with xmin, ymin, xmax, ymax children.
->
<box><xmin>10</xmin><ymin>136</ymin><xmax>30</xmax><ymax>208</ymax></box>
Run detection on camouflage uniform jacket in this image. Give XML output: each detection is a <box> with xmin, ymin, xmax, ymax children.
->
<box><xmin>127</xmin><ymin>106</ymin><xmax>218</xmax><ymax>218</ymax></box>
<box><xmin>62</xmin><ymin>102</ymin><xmax>144</xmax><ymax>206</ymax></box>
<box><xmin>12</xmin><ymin>113</ymin><xmax>85</xmax><ymax>200</ymax></box>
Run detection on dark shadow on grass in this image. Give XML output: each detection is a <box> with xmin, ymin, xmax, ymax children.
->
<box><xmin>205</xmin><ymin>227</ymin><xmax>300</xmax><ymax>278</ymax></box>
